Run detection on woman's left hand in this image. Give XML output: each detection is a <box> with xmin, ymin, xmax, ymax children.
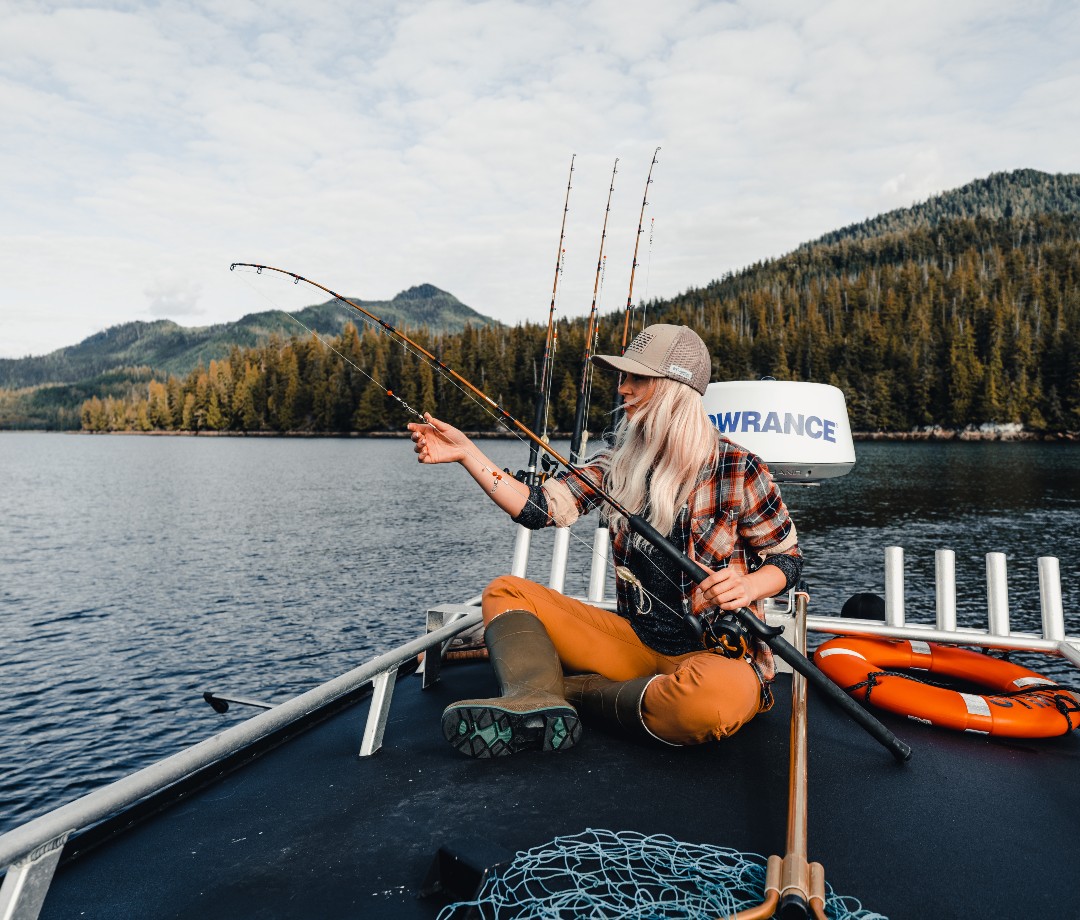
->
<box><xmin>695</xmin><ymin>566</ymin><xmax>754</xmax><ymax>611</ymax></box>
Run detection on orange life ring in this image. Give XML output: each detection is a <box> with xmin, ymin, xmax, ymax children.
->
<box><xmin>813</xmin><ymin>636</ymin><xmax>1080</xmax><ymax>738</ymax></box>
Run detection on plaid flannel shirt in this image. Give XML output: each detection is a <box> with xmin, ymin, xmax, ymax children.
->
<box><xmin>545</xmin><ymin>434</ymin><xmax>800</xmax><ymax>678</ymax></box>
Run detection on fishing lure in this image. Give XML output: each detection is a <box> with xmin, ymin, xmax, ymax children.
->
<box><xmin>614</xmin><ymin>565</ymin><xmax>653</xmax><ymax>616</ymax></box>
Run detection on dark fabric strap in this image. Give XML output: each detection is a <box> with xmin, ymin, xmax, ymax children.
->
<box><xmin>511</xmin><ymin>482</ymin><xmax>550</xmax><ymax>530</ymax></box>
<box><xmin>759</xmin><ymin>552</ymin><xmax>803</xmax><ymax>592</ymax></box>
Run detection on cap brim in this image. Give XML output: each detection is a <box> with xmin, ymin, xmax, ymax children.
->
<box><xmin>591</xmin><ymin>354</ymin><xmax>665</xmax><ymax>377</ymax></box>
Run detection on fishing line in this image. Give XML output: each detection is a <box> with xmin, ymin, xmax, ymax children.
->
<box><xmin>236</xmin><ymin>272</ymin><xmax>427</xmax><ymax>422</ymax></box>
<box><xmin>618</xmin><ymin>147</ymin><xmax>661</xmax><ymax>358</ymax></box>
<box><xmin>568</xmin><ymin>157</ymin><xmax>618</xmax><ymax>465</ymax></box>
<box><xmin>232</xmin><ymin>265</ymin><xmax>668</xmax><ymax>598</ymax></box>
<box><xmin>233</xmin><ymin>265</ymin><xmax>514</xmax><ymax>447</ymax></box>
<box><xmin>641</xmin><ymin>216</ymin><xmax>656</xmax><ymax>332</ymax></box>
<box><xmin>528</xmin><ymin>154</ymin><xmax>575</xmax><ymax>471</ymax></box>
<box><xmin>231</xmin><ymin>262</ymin><xmax>702</xmax><ymax>626</ymax></box>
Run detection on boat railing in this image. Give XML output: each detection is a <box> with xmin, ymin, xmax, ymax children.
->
<box><xmin>762</xmin><ymin>546</ymin><xmax>1080</xmax><ymax>674</ymax></box>
<box><xmin>3</xmin><ymin>543</ymin><xmax>1076</xmax><ymax>919</ymax></box>
<box><xmin>534</xmin><ymin>528</ymin><xmax>1079</xmax><ymax>668</ymax></box>
<box><xmin>0</xmin><ymin>607</ymin><xmax>483</xmax><ymax>920</ymax></box>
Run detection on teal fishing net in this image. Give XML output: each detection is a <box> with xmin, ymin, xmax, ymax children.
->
<box><xmin>435</xmin><ymin>828</ymin><xmax>887</xmax><ymax>920</ymax></box>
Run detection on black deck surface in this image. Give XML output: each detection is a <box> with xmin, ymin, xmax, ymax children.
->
<box><xmin>42</xmin><ymin>659</ymin><xmax>1080</xmax><ymax>920</ymax></box>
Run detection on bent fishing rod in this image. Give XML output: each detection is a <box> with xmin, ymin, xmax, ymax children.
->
<box><xmin>568</xmin><ymin>157</ymin><xmax>618</xmax><ymax>464</ymax></box>
<box><xmin>230</xmin><ymin>261</ymin><xmax>910</xmax><ymax>763</ymax></box>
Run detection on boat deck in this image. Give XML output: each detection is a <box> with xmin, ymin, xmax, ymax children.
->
<box><xmin>42</xmin><ymin>657</ymin><xmax>1080</xmax><ymax>920</ymax></box>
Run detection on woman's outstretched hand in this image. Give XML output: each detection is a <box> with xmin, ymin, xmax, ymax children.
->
<box><xmin>408</xmin><ymin>413</ymin><xmax>471</xmax><ymax>465</ymax></box>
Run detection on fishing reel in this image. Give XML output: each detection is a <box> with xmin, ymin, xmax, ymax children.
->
<box><xmin>683</xmin><ymin>609</ymin><xmax>753</xmax><ymax>659</ymax></box>
<box><xmin>510</xmin><ymin>453</ymin><xmax>559</xmax><ymax>487</ymax></box>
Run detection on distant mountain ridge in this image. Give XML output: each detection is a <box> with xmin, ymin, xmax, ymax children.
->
<box><xmin>0</xmin><ymin>284</ymin><xmax>496</xmax><ymax>390</ymax></box>
<box><xmin>4</xmin><ymin>167</ymin><xmax>1080</xmax><ymax>432</ymax></box>
<box><xmin>803</xmin><ymin>168</ymin><xmax>1080</xmax><ymax>249</ymax></box>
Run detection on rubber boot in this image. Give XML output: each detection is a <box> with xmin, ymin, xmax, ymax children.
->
<box><xmin>563</xmin><ymin>673</ymin><xmax>678</xmax><ymax>746</ymax></box>
<box><xmin>441</xmin><ymin>610</ymin><xmax>582</xmax><ymax>758</ymax></box>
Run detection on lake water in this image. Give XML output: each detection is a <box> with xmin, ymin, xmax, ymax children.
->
<box><xmin>2</xmin><ymin>433</ymin><xmax>1079</xmax><ymax>834</ymax></box>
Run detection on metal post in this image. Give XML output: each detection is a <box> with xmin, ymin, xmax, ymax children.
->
<box><xmin>0</xmin><ymin>832</ymin><xmax>69</xmax><ymax>920</ymax></box>
<box><xmin>935</xmin><ymin>549</ymin><xmax>957</xmax><ymax>632</ymax></box>
<box><xmin>985</xmin><ymin>552</ymin><xmax>1010</xmax><ymax>637</ymax></box>
<box><xmin>587</xmin><ymin>526</ymin><xmax>609</xmax><ymax>603</ymax></box>
<box><xmin>510</xmin><ymin>525</ymin><xmax>531</xmax><ymax>578</ymax></box>
<box><xmin>1039</xmin><ymin>556</ymin><xmax>1065</xmax><ymax>642</ymax></box>
<box><xmin>549</xmin><ymin>527</ymin><xmax>571</xmax><ymax>593</ymax></box>
<box><xmin>884</xmin><ymin>546</ymin><xmax>905</xmax><ymax>627</ymax></box>
<box><xmin>359</xmin><ymin>666</ymin><xmax>399</xmax><ymax>757</ymax></box>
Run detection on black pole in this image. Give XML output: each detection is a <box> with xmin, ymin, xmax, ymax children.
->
<box><xmin>627</xmin><ymin>514</ymin><xmax>912</xmax><ymax>763</ymax></box>
<box><xmin>232</xmin><ymin>261</ymin><xmax>911</xmax><ymax>764</ymax></box>
<box><xmin>569</xmin><ymin>158</ymin><xmax>618</xmax><ymax>463</ymax></box>
<box><xmin>526</xmin><ymin>154</ymin><xmax>575</xmax><ymax>478</ymax></box>
<box><xmin>611</xmin><ymin>147</ymin><xmax>660</xmax><ymax>416</ymax></box>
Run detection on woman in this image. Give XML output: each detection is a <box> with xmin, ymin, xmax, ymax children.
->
<box><xmin>408</xmin><ymin>324</ymin><xmax>801</xmax><ymax>757</ymax></box>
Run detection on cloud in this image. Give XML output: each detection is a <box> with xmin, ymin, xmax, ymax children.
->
<box><xmin>145</xmin><ymin>274</ymin><xmax>204</xmax><ymax>318</ymax></box>
<box><xmin>1</xmin><ymin>0</ymin><xmax>1079</xmax><ymax>357</ymax></box>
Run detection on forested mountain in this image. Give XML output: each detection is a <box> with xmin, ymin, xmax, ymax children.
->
<box><xmin>0</xmin><ymin>285</ymin><xmax>495</xmax><ymax>428</ymax></box>
<box><xmin>805</xmin><ymin>169</ymin><xmax>1080</xmax><ymax>249</ymax></box>
<box><xmin>1</xmin><ymin>284</ymin><xmax>493</xmax><ymax>388</ymax></box>
<box><xmin>5</xmin><ymin>169</ymin><xmax>1080</xmax><ymax>434</ymax></box>
<box><xmin>666</xmin><ymin>212</ymin><xmax>1080</xmax><ymax>431</ymax></box>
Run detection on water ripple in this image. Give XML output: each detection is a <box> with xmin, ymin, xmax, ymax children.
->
<box><xmin>1</xmin><ymin>434</ymin><xmax>1078</xmax><ymax>834</ymax></box>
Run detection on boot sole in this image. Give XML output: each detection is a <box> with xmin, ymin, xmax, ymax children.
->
<box><xmin>441</xmin><ymin>704</ymin><xmax>582</xmax><ymax>758</ymax></box>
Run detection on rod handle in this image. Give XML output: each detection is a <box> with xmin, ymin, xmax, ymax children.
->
<box><xmin>627</xmin><ymin>514</ymin><xmax>913</xmax><ymax>763</ymax></box>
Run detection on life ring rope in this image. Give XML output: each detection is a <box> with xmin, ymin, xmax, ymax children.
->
<box><xmin>845</xmin><ymin>669</ymin><xmax>1080</xmax><ymax>735</ymax></box>
<box><xmin>814</xmin><ymin>637</ymin><xmax>1080</xmax><ymax>738</ymax></box>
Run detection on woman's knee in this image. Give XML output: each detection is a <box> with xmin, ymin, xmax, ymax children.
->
<box><xmin>642</xmin><ymin>657</ymin><xmax>762</xmax><ymax>745</ymax></box>
<box><xmin>481</xmin><ymin>574</ymin><xmax>538</xmax><ymax>624</ymax></box>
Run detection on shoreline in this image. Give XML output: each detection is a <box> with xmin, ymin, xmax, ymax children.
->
<box><xmin>5</xmin><ymin>427</ymin><xmax>1078</xmax><ymax>441</ymax></box>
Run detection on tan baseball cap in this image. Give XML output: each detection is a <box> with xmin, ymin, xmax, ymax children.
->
<box><xmin>593</xmin><ymin>324</ymin><xmax>711</xmax><ymax>395</ymax></box>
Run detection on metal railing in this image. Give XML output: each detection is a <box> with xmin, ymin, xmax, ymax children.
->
<box><xmin>806</xmin><ymin>547</ymin><xmax>1080</xmax><ymax>665</ymax></box>
<box><xmin>2</xmin><ymin>542</ymin><xmax>1077</xmax><ymax>920</ymax></box>
<box><xmin>0</xmin><ymin>607</ymin><xmax>482</xmax><ymax>920</ymax></box>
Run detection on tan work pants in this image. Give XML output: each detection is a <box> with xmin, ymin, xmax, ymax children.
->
<box><xmin>482</xmin><ymin>575</ymin><xmax>764</xmax><ymax>745</ymax></box>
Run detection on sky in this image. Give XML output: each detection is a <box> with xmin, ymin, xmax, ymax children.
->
<box><xmin>2</xmin><ymin>0</ymin><xmax>1079</xmax><ymax>359</ymax></box>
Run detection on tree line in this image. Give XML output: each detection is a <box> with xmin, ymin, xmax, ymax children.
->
<box><xmin>81</xmin><ymin>214</ymin><xmax>1080</xmax><ymax>435</ymax></box>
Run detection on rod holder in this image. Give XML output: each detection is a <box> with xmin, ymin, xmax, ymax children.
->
<box><xmin>884</xmin><ymin>546</ymin><xmax>905</xmax><ymax>627</ymax></box>
<box><xmin>935</xmin><ymin>549</ymin><xmax>957</xmax><ymax>632</ymax></box>
<box><xmin>985</xmin><ymin>552</ymin><xmax>1010</xmax><ymax>637</ymax></box>
<box><xmin>587</xmin><ymin>526</ymin><xmax>609</xmax><ymax>603</ymax></box>
<box><xmin>1039</xmin><ymin>556</ymin><xmax>1065</xmax><ymax>642</ymax></box>
<box><xmin>548</xmin><ymin>527</ymin><xmax>570</xmax><ymax>594</ymax></box>
<box><xmin>510</xmin><ymin>525</ymin><xmax>532</xmax><ymax>579</ymax></box>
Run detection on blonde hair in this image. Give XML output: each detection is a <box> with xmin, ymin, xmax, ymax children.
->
<box><xmin>600</xmin><ymin>377</ymin><xmax>718</xmax><ymax>536</ymax></box>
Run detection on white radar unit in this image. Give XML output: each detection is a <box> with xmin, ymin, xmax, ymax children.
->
<box><xmin>701</xmin><ymin>380</ymin><xmax>856</xmax><ymax>483</ymax></box>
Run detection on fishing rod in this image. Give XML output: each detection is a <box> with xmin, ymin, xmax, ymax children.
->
<box><xmin>568</xmin><ymin>157</ymin><xmax>618</xmax><ymax>464</ymax></box>
<box><xmin>617</xmin><ymin>146</ymin><xmax>660</xmax><ymax>359</ymax></box>
<box><xmin>230</xmin><ymin>261</ymin><xmax>911</xmax><ymax>763</ymax></box>
<box><xmin>524</xmin><ymin>154</ymin><xmax>575</xmax><ymax>483</ymax></box>
<box><xmin>608</xmin><ymin>147</ymin><xmax>660</xmax><ymax>419</ymax></box>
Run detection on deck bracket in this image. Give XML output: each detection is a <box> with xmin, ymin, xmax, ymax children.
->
<box><xmin>359</xmin><ymin>666</ymin><xmax>399</xmax><ymax>757</ymax></box>
<box><xmin>0</xmin><ymin>831</ymin><xmax>70</xmax><ymax>920</ymax></box>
